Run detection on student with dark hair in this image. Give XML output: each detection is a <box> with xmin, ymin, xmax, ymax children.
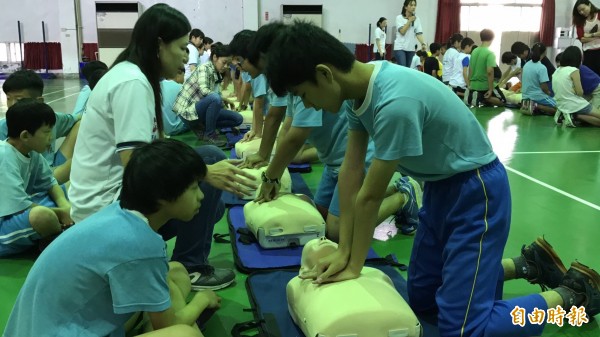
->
<box><xmin>553</xmin><ymin>46</ymin><xmax>600</xmax><ymax>127</ymax></box>
<box><xmin>449</xmin><ymin>37</ymin><xmax>474</xmax><ymax>96</ymax></box>
<box><xmin>498</xmin><ymin>51</ymin><xmax>522</xmax><ymax>88</ymax></box>
<box><xmin>185</xmin><ymin>28</ymin><xmax>205</xmax><ymax>80</ymax></box>
<box><xmin>442</xmin><ymin>33</ymin><xmax>463</xmax><ymax>84</ymax></box>
<box><xmin>4</xmin><ymin>139</ymin><xmax>221</xmax><ymax>336</ymax></box>
<box><xmin>265</xmin><ymin>21</ymin><xmax>600</xmax><ymax>337</ymax></box>
<box><xmin>573</xmin><ymin>0</ymin><xmax>600</xmax><ymax>75</ymax></box>
<box><xmin>73</xmin><ymin>60</ymin><xmax>108</xmax><ymax>116</ymax></box>
<box><xmin>173</xmin><ymin>44</ymin><xmax>242</xmax><ymax>146</ymax></box>
<box><xmin>199</xmin><ymin>36</ymin><xmax>214</xmax><ymax>65</ymax></box>
<box><xmin>161</xmin><ymin>70</ymin><xmax>189</xmax><ymax>136</ymax></box>
<box><xmin>521</xmin><ymin>43</ymin><xmax>556</xmax><ymax>116</ymax></box>
<box><xmin>88</xmin><ymin>69</ymin><xmax>107</xmax><ymax>90</ymax></box>
<box><xmin>393</xmin><ymin>0</ymin><xmax>426</xmax><ymax>67</ymax></box>
<box><xmin>0</xmin><ymin>100</ymin><xmax>71</xmax><ymax>256</ymax></box>
<box><xmin>424</xmin><ymin>42</ymin><xmax>441</xmax><ymax>80</ymax></box>
<box><xmin>467</xmin><ymin>28</ymin><xmax>506</xmax><ymax>107</ymax></box>
<box><xmin>373</xmin><ymin>17</ymin><xmax>387</xmax><ymax>60</ymax></box>
<box><xmin>512</xmin><ymin>41</ymin><xmax>556</xmax><ymax>80</ymax></box>
<box><xmin>556</xmin><ymin>51</ymin><xmax>600</xmax><ymax>108</ymax></box>
<box><xmin>70</xmin><ymin>4</ymin><xmax>253</xmax><ymax>290</ymax></box>
<box><xmin>415</xmin><ymin>50</ymin><xmax>427</xmax><ymax>71</ymax></box>
<box><xmin>228</xmin><ymin>25</ymin><xmax>290</xmax><ymax>169</ymax></box>
<box><xmin>1</xmin><ymin>70</ymin><xmax>80</xmax><ymax>184</ymax></box>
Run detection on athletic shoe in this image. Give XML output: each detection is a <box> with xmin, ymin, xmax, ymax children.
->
<box><xmin>393</xmin><ymin>177</ymin><xmax>421</xmax><ymax>235</ymax></box>
<box><xmin>560</xmin><ymin>261</ymin><xmax>600</xmax><ymax>317</ymax></box>
<box><xmin>521</xmin><ymin>237</ymin><xmax>567</xmax><ymax>291</ymax></box>
<box><xmin>189</xmin><ymin>266</ymin><xmax>235</xmax><ymax>291</ymax></box>
<box><xmin>203</xmin><ymin>132</ymin><xmax>227</xmax><ymax>148</ymax></box>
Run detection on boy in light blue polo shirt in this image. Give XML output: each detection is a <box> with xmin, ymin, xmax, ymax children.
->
<box><xmin>3</xmin><ymin>139</ymin><xmax>221</xmax><ymax>337</ymax></box>
<box><xmin>229</xmin><ymin>29</ymin><xmax>289</xmax><ymax>167</ymax></box>
<box><xmin>1</xmin><ymin>70</ymin><xmax>80</xmax><ymax>184</ymax></box>
<box><xmin>264</xmin><ymin>21</ymin><xmax>600</xmax><ymax>337</ymax></box>
<box><xmin>0</xmin><ymin>100</ymin><xmax>71</xmax><ymax>257</ymax></box>
<box><xmin>256</xmin><ymin>95</ymin><xmax>420</xmax><ymax>239</ymax></box>
<box><xmin>72</xmin><ymin>61</ymin><xmax>108</xmax><ymax>117</ymax></box>
<box><xmin>161</xmin><ymin>71</ymin><xmax>189</xmax><ymax>136</ymax></box>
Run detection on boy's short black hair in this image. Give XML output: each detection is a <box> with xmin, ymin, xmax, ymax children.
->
<box><xmin>480</xmin><ymin>29</ymin><xmax>495</xmax><ymax>42</ymax></box>
<box><xmin>429</xmin><ymin>42</ymin><xmax>442</xmax><ymax>54</ymax></box>
<box><xmin>416</xmin><ymin>50</ymin><xmax>428</xmax><ymax>58</ymax></box>
<box><xmin>266</xmin><ymin>21</ymin><xmax>355</xmax><ymax>96</ymax></box>
<box><xmin>510</xmin><ymin>41</ymin><xmax>530</xmax><ymax>57</ymax></box>
<box><xmin>82</xmin><ymin>61</ymin><xmax>108</xmax><ymax>82</ymax></box>
<box><xmin>203</xmin><ymin>37</ymin><xmax>213</xmax><ymax>45</ymax></box>
<box><xmin>6</xmin><ymin>98</ymin><xmax>56</xmax><ymax>138</ymax></box>
<box><xmin>247</xmin><ymin>22</ymin><xmax>287</xmax><ymax>65</ymax></box>
<box><xmin>189</xmin><ymin>28</ymin><xmax>205</xmax><ymax>40</ymax></box>
<box><xmin>120</xmin><ymin>139</ymin><xmax>207</xmax><ymax>214</ymax></box>
<box><xmin>555</xmin><ymin>52</ymin><xmax>563</xmax><ymax>65</ymax></box>
<box><xmin>461</xmin><ymin>37</ymin><xmax>474</xmax><ymax>50</ymax></box>
<box><xmin>560</xmin><ymin>46</ymin><xmax>582</xmax><ymax>68</ymax></box>
<box><xmin>88</xmin><ymin>69</ymin><xmax>108</xmax><ymax>90</ymax></box>
<box><xmin>2</xmin><ymin>70</ymin><xmax>44</xmax><ymax>97</ymax></box>
<box><xmin>229</xmin><ymin>30</ymin><xmax>256</xmax><ymax>59</ymax></box>
<box><xmin>501</xmin><ymin>52</ymin><xmax>517</xmax><ymax>64</ymax></box>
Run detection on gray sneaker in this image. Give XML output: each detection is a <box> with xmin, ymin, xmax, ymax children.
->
<box><xmin>189</xmin><ymin>266</ymin><xmax>235</xmax><ymax>291</ymax></box>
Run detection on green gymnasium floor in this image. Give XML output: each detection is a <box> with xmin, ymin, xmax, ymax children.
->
<box><xmin>1</xmin><ymin>79</ymin><xmax>599</xmax><ymax>336</ymax></box>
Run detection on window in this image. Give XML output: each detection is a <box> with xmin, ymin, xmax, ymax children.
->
<box><xmin>460</xmin><ymin>0</ymin><xmax>542</xmax><ymax>57</ymax></box>
<box><xmin>0</xmin><ymin>43</ymin><xmax>24</xmax><ymax>64</ymax></box>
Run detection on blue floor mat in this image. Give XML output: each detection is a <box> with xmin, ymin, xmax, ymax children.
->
<box><xmin>226</xmin><ymin>206</ymin><xmax>380</xmax><ymax>273</ymax></box>
<box><xmin>234</xmin><ymin>265</ymin><xmax>439</xmax><ymax>337</ymax></box>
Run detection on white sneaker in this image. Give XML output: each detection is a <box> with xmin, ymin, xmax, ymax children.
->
<box><xmin>563</xmin><ymin>112</ymin><xmax>576</xmax><ymax>128</ymax></box>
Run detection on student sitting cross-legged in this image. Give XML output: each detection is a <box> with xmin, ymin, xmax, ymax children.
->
<box><xmin>3</xmin><ymin>139</ymin><xmax>221</xmax><ymax>337</ymax></box>
<box><xmin>0</xmin><ymin>100</ymin><xmax>72</xmax><ymax>257</ymax></box>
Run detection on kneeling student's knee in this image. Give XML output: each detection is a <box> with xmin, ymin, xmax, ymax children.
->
<box><xmin>29</xmin><ymin>207</ymin><xmax>60</xmax><ymax>237</ymax></box>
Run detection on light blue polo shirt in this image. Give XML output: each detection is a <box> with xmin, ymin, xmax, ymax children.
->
<box><xmin>251</xmin><ymin>74</ymin><xmax>287</xmax><ymax>115</ymax></box>
<box><xmin>3</xmin><ymin>203</ymin><xmax>171</xmax><ymax>337</ymax></box>
<box><xmin>286</xmin><ymin>96</ymin><xmax>374</xmax><ymax>167</ymax></box>
<box><xmin>160</xmin><ymin>79</ymin><xmax>188</xmax><ymax>136</ymax></box>
<box><xmin>348</xmin><ymin>61</ymin><xmax>496</xmax><ymax>181</ymax></box>
<box><xmin>0</xmin><ymin>112</ymin><xmax>77</xmax><ymax>166</ymax></box>
<box><xmin>522</xmin><ymin>60</ymin><xmax>552</xmax><ymax>102</ymax></box>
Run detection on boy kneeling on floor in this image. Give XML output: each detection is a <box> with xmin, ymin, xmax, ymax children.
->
<box><xmin>3</xmin><ymin>139</ymin><xmax>220</xmax><ymax>337</ymax></box>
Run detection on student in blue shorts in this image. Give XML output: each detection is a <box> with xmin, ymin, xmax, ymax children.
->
<box><xmin>256</xmin><ymin>96</ymin><xmax>421</xmax><ymax>239</ymax></box>
<box><xmin>1</xmin><ymin>70</ymin><xmax>80</xmax><ymax>184</ymax></box>
<box><xmin>265</xmin><ymin>21</ymin><xmax>600</xmax><ymax>337</ymax></box>
<box><xmin>72</xmin><ymin>60</ymin><xmax>108</xmax><ymax>117</ymax></box>
<box><xmin>229</xmin><ymin>29</ymin><xmax>288</xmax><ymax>164</ymax></box>
<box><xmin>521</xmin><ymin>43</ymin><xmax>556</xmax><ymax>116</ymax></box>
<box><xmin>3</xmin><ymin>139</ymin><xmax>221</xmax><ymax>337</ymax></box>
<box><xmin>0</xmin><ymin>100</ymin><xmax>72</xmax><ymax>257</ymax></box>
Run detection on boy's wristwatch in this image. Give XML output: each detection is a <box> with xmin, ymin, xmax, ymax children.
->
<box><xmin>261</xmin><ymin>171</ymin><xmax>280</xmax><ymax>185</ymax></box>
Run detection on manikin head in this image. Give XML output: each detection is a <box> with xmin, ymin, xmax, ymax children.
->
<box><xmin>300</xmin><ymin>237</ymin><xmax>338</xmax><ymax>274</ymax></box>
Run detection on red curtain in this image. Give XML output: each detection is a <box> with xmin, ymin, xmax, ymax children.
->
<box><xmin>435</xmin><ymin>0</ymin><xmax>461</xmax><ymax>43</ymax></box>
<box><xmin>82</xmin><ymin>43</ymin><xmax>99</xmax><ymax>61</ymax></box>
<box><xmin>23</xmin><ymin>42</ymin><xmax>62</xmax><ymax>70</ymax></box>
<box><xmin>355</xmin><ymin>44</ymin><xmax>371</xmax><ymax>62</ymax></box>
<box><xmin>539</xmin><ymin>0</ymin><xmax>555</xmax><ymax>46</ymax></box>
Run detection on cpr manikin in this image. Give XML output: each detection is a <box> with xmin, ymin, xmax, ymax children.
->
<box><xmin>287</xmin><ymin>238</ymin><xmax>422</xmax><ymax>337</ymax></box>
<box><xmin>237</xmin><ymin>166</ymin><xmax>292</xmax><ymax>200</ymax></box>
<box><xmin>244</xmin><ymin>194</ymin><xmax>325</xmax><ymax>248</ymax></box>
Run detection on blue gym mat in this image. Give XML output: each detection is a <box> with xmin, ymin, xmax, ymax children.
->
<box><xmin>231</xmin><ymin>265</ymin><xmax>439</xmax><ymax>337</ymax></box>
<box><xmin>226</xmin><ymin>205</ymin><xmax>383</xmax><ymax>274</ymax></box>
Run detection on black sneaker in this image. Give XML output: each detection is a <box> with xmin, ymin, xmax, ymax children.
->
<box><xmin>521</xmin><ymin>237</ymin><xmax>567</xmax><ymax>291</ymax></box>
<box><xmin>560</xmin><ymin>261</ymin><xmax>600</xmax><ymax>317</ymax></box>
<box><xmin>189</xmin><ymin>266</ymin><xmax>235</xmax><ymax>291</ymax></box>
<box><xmin>203</xmin><ymin>132</ymin><xmax>228</xmax><ymax>148</ymax></box>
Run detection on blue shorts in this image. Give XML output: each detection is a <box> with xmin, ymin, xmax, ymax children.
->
<box><xmin>532</xmin><ymin>96</ymin><xmax>556</xmax><ymax>108</ymax></box>
<box><xmin>408</xmin><ymin>158</ymin><xmax>546</xmax><ymax>337</ymax></box>
<box><xmin>0</xmin><ymin>193</ymin><xmax>58</xmax><ymax>256</ymax></box>
<box><xmin>313</xmin><ymin>165</ymin><xmax>341</xmax><ymax>217</ymax></box>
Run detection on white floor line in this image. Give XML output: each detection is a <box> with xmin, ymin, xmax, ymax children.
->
<box><xmin>505</xmin><ymin>166</ymin><xmax>600</xmax><ymax>212</ymax></box>
<box><xmin>512</xmin><ymin>151</ymin><xmax>600</xmax><ymax>154</ymax></box>
<box><xmin>46</xmin><ymin>92</ymin><xmax>80</xmax><ymax>104</ymax></box>
<box><xmin>42</xmin><ymin>85</ymin><xmax>81</xmax><ymax>97</ymax></box>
